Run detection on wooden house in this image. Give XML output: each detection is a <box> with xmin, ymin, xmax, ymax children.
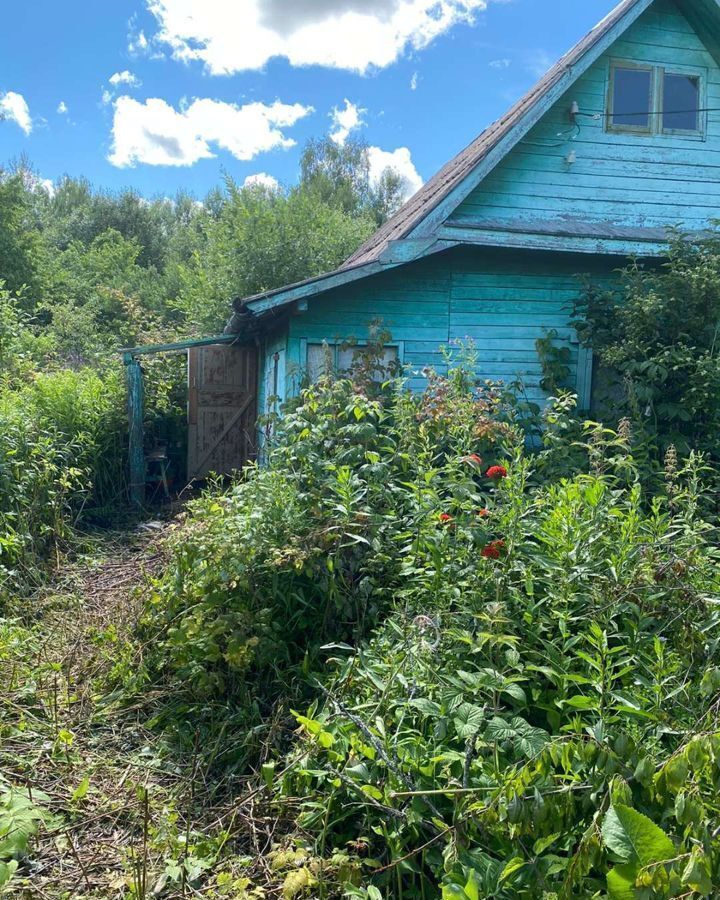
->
<box><xmin>124</xmin><ymin>0</ymin><xmax>720</xmax><ymax>494</ymax></box>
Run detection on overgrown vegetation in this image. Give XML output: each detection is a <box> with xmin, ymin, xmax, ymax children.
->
<box><xmin>119</xmin><ymin>351</ymin><xmax>719</xmax><ymax>898</ymax></box>
<box><xmin>0</xmin><ymin>138</ymin><xmax>409</xmax><ymax>595</ymax></box>
<box><xmin>3</xmin><ymin>140</ymin><xmax>720</xmax><ymax>896</ymax></box>
<box><xmin>574</xmin><ymin>232</ymin><xmax>720</xmax><ymax>485</ymax></box>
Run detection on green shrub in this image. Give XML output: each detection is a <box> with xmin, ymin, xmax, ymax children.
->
<box><xmin>275</xmin><ymin>449</ymin><xmax>720</xmax><ymax>898</ymax></box>
<box><xmin>140</xmin><ymin>355</ymin><xmax>515</xmax><ymax>763</ymax></box>
<box><xmin>574</xmin><ymin>231</ymin><xmax>720</xmax><ymax>484</ymax></box>
<box><xmin>137</xmin><ymin>351</ymin><xmax>720</xmax><ymax>897</ymax></box>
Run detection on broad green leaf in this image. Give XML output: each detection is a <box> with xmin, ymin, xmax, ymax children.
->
<box><xmin>681</xmin><ymin>848</ymin><xmax>712</xmax><ymax>895</ymax></box>
<box><xmin>499</xmin><ymin>856</ymin><xmax>526</xmax><ymax>883</ymax></box>
<box><xmin>0</xmin><ymin>860</ymin><xmax>18</xmax><ymax>889</ymax></box>
<box><xmin>70</xmin><ymin>776</ymin><xmax>90</xmax><ymax>804</ymax></box>
<box><xmin>441</xmin><ymin>885</ymin><xmax>467</xmax><ymax>899</ymax></box>
<box><xmin>453</xmin><ymin>703</ymin><xmax>485</xmax><ymax>739</ymax></box>
<box><xmin>501</xmin><ymin>683</ymin><xmax>527</xmax><ymax>705</ymax></box>
<box><xmin>601</xmin><ymin>804</ymin><xmax>675</xmax><ymax>866</ymax></box>
<box><xmin>408</xmin><ymin>698</ymin><xmax>442</xmax><ymax>717</ymax></box>
<box><xmin>533</xmin><ymin>833</ymin><xmax>561</xmax><ymax>855</ymax></box>
<box><xmin>361</xmin><ymin>784</ymin><xmax>383</xmax><ymax>801</ymax></box>
<box><xmin>464</xmin><ymin>871</ymin><xmax>479</xmax><ymax>900</ymax></box>
<box><xmin>607</xmin><ymin>862</ymin><xmax>639</xmax><ymax>900</ymax></box>
<box><xmin>564</xmin><ymin>695</ymin><xmax>599</xmax><ymax>711</ymax></box>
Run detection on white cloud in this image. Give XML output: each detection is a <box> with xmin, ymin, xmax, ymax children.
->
<box><xmin>243</xmin><ymin>172</ymin><xmax>280</xmax><ymax>190</ymax></box>
<box><xmin>39</xmin><ymin>178</ymin><xmax>55</xmax><ymax>197</ymax></box>
<box><xmin>57</xmin><ymin>100</ymin><xmax>68</xmax><ymax>114</ymax></box>
<box><xmin>0</xmin><ymin>91</ymin><xmax>32</xmax><ymax>134</ymax></box>
<box><xmin>145</xmin><ymin>0</ymin><xmax>490</xmax><ymax>74</ymax></box>
<box><xmin>102</xmin><ymin>90</ymin><xmax>113</xmax><ymax>106</ymax></box>
<box><xmin>128</xmin><ymin>17</ymin><xmax>150</xmax><ymax>54</ymax></box>
<box><xmin>368</xmin><ymin>145</ymin><xmax>422</xmax><ymax>197</ymax></box>
<box><xmin>329</xmin><ymin>99</ymin><xmax>365</xmax><ymax>145</ymax></box>
<box><xmin>109</xmin><ymin>70</ymin><xmax>142</xmax><ymax>88</ymax></box>
<box><xmin>489</xmin><ymin>57</ymin><xmax>510</xmax><ymax>69</ymax></box>
<box><xmin>410</xmin><ymin>71</ymin><xmax>419</xmax><ymax>90</ymax></box>
<box><xmin>527</xmin><ymin>49</ymin><xmax>553</xmax><ymax>78</ymax></box>
<box><xmin>109</xmin><ymin>96</ymin><xmax>313</xmax><ymax>167</ymax></box>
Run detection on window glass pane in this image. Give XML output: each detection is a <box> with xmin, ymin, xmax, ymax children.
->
<box><xmin>337</xmin><ymin>345</ymin><xmax>399</xmax><ymax>380</ymax></box>
<box><xmin>663</xmin><ymin>73</ymin><xmax>700</xmax><ymax>131</ymax></box>
<box><xmin>612</xmin><ymin>66</ymin><xmax>652</xmax><ymax>128</ymax></box>
<box><xmin>306</xmin><ymin>343</ymin><xmax>334</xmax><ymax>381</ymax></box>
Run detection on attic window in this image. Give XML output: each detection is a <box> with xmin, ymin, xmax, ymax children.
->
<box><xmin>663</xmin><ymin>72</ymin><xmax>700</xmax><ymax>132</ymax></box>
<box><xmin>610</xmin><ymin>65</ymin><xmax>652</xmax><ymax>130</ymax></box>
<box><xmin>608</xmin><ymin>62</ymin><xmax>705</xmax><ymax>137</ymax></box>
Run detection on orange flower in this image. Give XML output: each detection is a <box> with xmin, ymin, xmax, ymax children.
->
<box><xmin>481</xmin><ymin>539</ymin><xmax>505</xmax><ymax>559</ymax></box>
<box><xmin>486</xmin><ymin>465</ymin><xmax>508</xmax><ymax>479</ymax></box>
<box><xmin>439</xmin><ymin>512</ymin><xmax>454</xmax><ymax>524</ymax></box>
<box><xmin>477</xmin><ymin>508</ymin><xmax>490</xmax><ymax>518</ymax></box>
<box><xmin>463</xmin><ymin>453</ymin><xmax>483</xmax><ymax>467</ymax></box>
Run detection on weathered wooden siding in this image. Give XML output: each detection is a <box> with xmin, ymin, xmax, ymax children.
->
<box><xmin>277</xmin><ymin>246</ymin><xmax>616</xmax><ymax>407</ymax></box>
<box><xmin>450</xmin><ymin>0</ymin><xmax>720</xmax><ymax>239</ymax></box>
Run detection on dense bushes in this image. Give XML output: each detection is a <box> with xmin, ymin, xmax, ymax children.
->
<box><xmin>574</xmin><ymin>231</ymin><xmax>720</xmax><ymax>480</ymax></box>
<box><xmin>141</xmin><ymin>355</ymin><xmax>514</xmax><ymax>759</ymax></box>
<box><xmin>0</xmin><ymin>142</ymin><xmax>414</xmax><ymax>595</ymax></box>
<box><xmin>275</xmin><ymin>453</ymin><xmax>720</xmax><ymax>898</ymax></box>
<box><xmin>139</xmin><ymin>352</ymin><xmax>720</xmax><ymax>897</ymax></box>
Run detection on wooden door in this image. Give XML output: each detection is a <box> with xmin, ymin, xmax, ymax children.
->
<box><xmin>187</xmin><ymin>343</ymin><xmax>258</xmax><ymax>479</ymax></box>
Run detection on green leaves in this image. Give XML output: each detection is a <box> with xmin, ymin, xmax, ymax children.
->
<box><xmin>602</xmin><ymin>805</ymin><xmax>676</xmax><ymax>899</ymax></box>
<box><xmin>453</xmin><ymin>703</ymin><xmax>485</xmax><ymax>739</ymax></box>
<box><xmin>602</xmin><ymin>805</ymin><xmax>675</xmax><ymax>866</ymax></box>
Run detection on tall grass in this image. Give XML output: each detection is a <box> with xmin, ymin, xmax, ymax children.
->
<box><xmin>0</xmin><ymin>365</ymin><xmax>126</xmax><ymax>600</ymax></box>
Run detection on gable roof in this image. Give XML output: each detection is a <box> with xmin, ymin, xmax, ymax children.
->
<box><xmin>344</xmin><ymin>0</ymin><xmax>648</xmax><ymax>268</ymax></box>
<box><xmin>229</xmin><ymin>0</ymin><xmax>718</xmax><ymax>328</ymax></box>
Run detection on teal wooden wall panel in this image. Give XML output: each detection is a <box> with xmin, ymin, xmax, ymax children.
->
<box><xmin>286</xmin><ymin>255</ymin><xmax>453</xmax><ymax>395</ymax></box>
<box><xmin>450</xmin><ymin>0</ymin><xmax>720</xmax><ymax>238</ymax></box>
<box><xmin>280</xmin><ymin>246</ymin><xmax>617</xmax><ymax>409</ymax></box>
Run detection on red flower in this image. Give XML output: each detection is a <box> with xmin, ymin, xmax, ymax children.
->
<box><xmin>463</xmin><ymin>453</ymin><xmax>483</xmax><ymax>467</ymax></box>
<box><xmin>477</xmin><ymin>508</ymin><xmax>490</xmax><ymax>518</ymax></box>
<box><xmin>486</xmin><ymin>465</ymin><xmax>508</xmax><ymax>480</ymax></box>
<box><xmin>481</xmin><ymin>539</ymin><xmax>505</xmax><ymax>560</ymax></box>
<box><xmin>439</xmin><ymin>513</ymin><xmax>454</xmax><ymax>524</ymax></box>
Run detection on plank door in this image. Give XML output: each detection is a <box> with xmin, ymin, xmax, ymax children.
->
<box><xmin>187</xmin><ymin>343</ymin><xmax>258</xmax><ymax>479</ymax></box>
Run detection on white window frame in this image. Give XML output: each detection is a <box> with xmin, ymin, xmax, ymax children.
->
<box><xmin>300</xmin><ymin>338</ymin><xmax>405</xmax><ymax>381</ymax></box>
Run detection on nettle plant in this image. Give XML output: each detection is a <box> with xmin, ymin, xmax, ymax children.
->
<box><xmin>269</xmin><ymin>444</ymin><xmax>720</xmax><ymax>899</ymax></box>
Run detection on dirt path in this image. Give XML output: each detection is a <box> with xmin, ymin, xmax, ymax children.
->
<box><xmin>0</xmin><ymin>521</ymin><xmax>178</xmax><ymax>898</ymax></box>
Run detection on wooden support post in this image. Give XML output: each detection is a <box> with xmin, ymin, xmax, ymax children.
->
<box><xmin>124</xmin><ymin>352</ymin><xmax>146</xmax><ymax>507</ymax></box>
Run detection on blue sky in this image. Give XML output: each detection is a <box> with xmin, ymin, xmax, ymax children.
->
<box><xmin>0</xmin><ymin>0</ymin><xmax>616</xmax><ymax>200</ymax></box>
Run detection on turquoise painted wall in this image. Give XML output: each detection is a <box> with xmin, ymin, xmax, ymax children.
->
<box><xmin>451</xmin><ymin>0</ymin><xmax>720</xmax><ymax>235</ymax></box>
<box><xmin>265</xmin><ymin>246</ymin><xmax>616</xmax><ymax>410</ymax></box>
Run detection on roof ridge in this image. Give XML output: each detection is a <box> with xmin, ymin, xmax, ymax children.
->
<box><xmin>342</xmin><ymin>0</ymin><xmax>643</xmax><ymax>268</ymax></box>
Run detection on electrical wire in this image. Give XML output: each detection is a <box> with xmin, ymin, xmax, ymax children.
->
<box><xmin>576</xmin><ymin>107</ymin><xmax>720</xmax><ymax>118</ymax></box>
<box><xmin>521</xmin><ymin>122</ymin><xmax>581</xmax><ymax>148</ymax></box>
<box><xmin>519</xmin><ymin>104</ymin><xmax>717</xmax><ymax>149</ymax></box>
